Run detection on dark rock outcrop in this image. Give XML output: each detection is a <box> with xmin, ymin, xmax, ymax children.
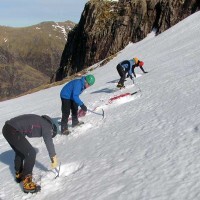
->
<box><xmin>57</xmin><ymin>0</ymin><xmax>200</xmax><ymax>81</ymax></box>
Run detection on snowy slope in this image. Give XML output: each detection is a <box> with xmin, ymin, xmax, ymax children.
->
<box><xmin>0</xmin><ymin>11</ymin><xmax>200</xmax><ymax>200</ymax></box>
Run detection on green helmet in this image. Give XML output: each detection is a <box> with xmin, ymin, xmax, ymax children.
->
<box><xmin>85</xmin><ymin>74</ymin><xmax>95</xmax><ymax>86</ymax></box>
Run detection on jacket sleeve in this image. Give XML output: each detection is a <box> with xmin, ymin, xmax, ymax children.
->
<box><xmin>128</xmin><ymin>62</ymin><xmax>132</xmax><ymax>75</ymax></box>
<box><xmin>42</xmin><ymin>125</ymin><xmax>56</xmax><ymax>158</ymax></box>
<box><xmin>72</xmin><ymin>81</ymin><xmax>84</xmax><ymax>106</ymax></box>
<box><xmin>140</xmin><ymin>66</ymin><xmax>146</xmax><ymax>73</ymax></box>
<box><xmin>132</xmin><ymin>66</ymin><xmax>136</xmax><ymax>77</ymax></box>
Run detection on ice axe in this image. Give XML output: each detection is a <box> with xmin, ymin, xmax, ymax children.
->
<box><xmin>132</xmin><ymin>79</ymin><xmax>142</xmax><ymax>93</ymax></box>
<box><xmin>88</xmin><ymin>108</ymin><xmax>105</xmax><ymax>119</ymax></box>
<box><xmin>54</xmin><ymin>162</ymin><xmax>61</xmax><ymax>179</ymax></box>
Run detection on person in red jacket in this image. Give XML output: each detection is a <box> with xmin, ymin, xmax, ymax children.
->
<box><xmin>2</xmin><ymin>114</ymin><xmax>59</xmax><ymax>194</ymax></box>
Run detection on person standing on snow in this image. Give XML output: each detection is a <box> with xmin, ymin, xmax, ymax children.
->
<box><xmin>60</xmin><ymin>74</ymin><xmax>95</xmax><ymax>135</ymax></box>
<box><xmin>116</xmin><ymin>57</ymin><xmax>148</xmax><ymax>88</ymax></box>
<box><xmin>2</xmin><ymin>114</ymin><xmax>59</xmax><ymax>194</ymax></box>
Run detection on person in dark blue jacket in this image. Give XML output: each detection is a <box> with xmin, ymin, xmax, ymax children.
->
<box><xmin>60</xmin><ymin>74</ymin><xmax>95</xmax><ymax>135</ymax></box>
<box><xmin>116</xmin><ymin>57</ymin><xmax>147</xmax><ymax>88</ymax></box>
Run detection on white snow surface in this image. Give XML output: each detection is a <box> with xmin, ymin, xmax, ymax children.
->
<box><xmin>0</xmin><ymin>11</ymin><xmax>200</xmax><ymax>200</ymax></box>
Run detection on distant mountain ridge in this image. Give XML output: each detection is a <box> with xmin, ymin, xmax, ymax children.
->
<box><xmin>0</xmin><ymin>21</ymin><xmax>75</xmax><ymax>101</ymax></box>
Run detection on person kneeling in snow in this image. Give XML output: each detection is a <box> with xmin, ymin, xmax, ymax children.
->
<box><xmin>116</xmin><ymin>57</ymin><xmax>148</xmax><ymax>88</ymax></box>
<box><xmin>2</xmin><ymin>114</ymin><xmax>59</xmax><ymax>193</ymax></box>
<box><xmin>60</xmin><ymin>74</ymin><xmax>95</xmax><ymax>135</ymax></box>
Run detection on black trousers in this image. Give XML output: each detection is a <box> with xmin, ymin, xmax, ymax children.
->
<box><xmin>61</xmin><ymin>98</ymin><xmax>79</xmax><ymax>132</ymax></box>
<box><xmin>2</xmin><ymin>124</ymin><xmax>36</xmax><ymax>179</ymax></box>
<box><xmin>117</xmin><ymin>64</ymin><xmax>126</xmax><ymax>85</ymax></box>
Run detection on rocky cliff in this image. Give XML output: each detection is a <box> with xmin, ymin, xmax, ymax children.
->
<box><xmin>56</xmin><ymin>0</ymin><xmax>200</xmax><ymax>81</ymax></box>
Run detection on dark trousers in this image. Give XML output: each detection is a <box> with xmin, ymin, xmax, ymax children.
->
<box><xmin>2</xmin><ymin>124</ymin><xmax>36</xmax><ymax>179</ymax></box>
<box><xmin>61</xmin><ymin>98</ymin><xmax>79</xmax><ymax>132</ymax></box>
<box><xmin>117</xmin><ymin>64</ymin><xmax>126</xmax><ymax>85</ymax></box>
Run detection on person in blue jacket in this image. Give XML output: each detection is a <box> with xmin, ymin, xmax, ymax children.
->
<box><xmin>60</xmin><ymin>74</ymin><xmax>95</xmax><ymax>135</ymax></box>
<box><xmin>116</xmin><ymin>57</ymin><xmax>147</xmax><ymax>88</ymax></box>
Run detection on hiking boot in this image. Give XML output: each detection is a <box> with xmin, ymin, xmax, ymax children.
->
<box><xmin>15</xmin><ymin>171</ymin><xmax>23</xmax><ymax>183</ymax></box>
<box><xmin>23</xmin><ymin>175</ymin><xmax>41</xmax><ymax>193</ymax></box>
<box><xmin>72</xmin><ymin>121</ymin><xmax>84</xmax><ymax>128</ymax></box>
<box><xmin>116</xmin><ymin>83</ymin><xmax>125</xmax><ymax>88</ymax></box>
<box><xmin>61</xmin><ymin>125</ymin><xmax>70</xmax><ymax>135</ymax></box>
<box><xmin>62</xmin><ymin>129</ymin><xmax>71</xmax><ymax>135</ymax></box>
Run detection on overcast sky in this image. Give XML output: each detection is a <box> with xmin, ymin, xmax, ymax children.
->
<box><xmin>0</xmin><ymin>0</ymin><xmax>87</xmax><ymax>27</ymax></box>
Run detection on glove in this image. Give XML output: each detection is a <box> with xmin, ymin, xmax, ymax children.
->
<box><xmin>78</xmin><ymin>109</ymin><xmax>87</xmax><ymax>117</ymax></box>
<box><xmin>80</xmin><ymin>104</ymin><xmax>87</xmax><ymax>112</ymax></box>
<box><xmin>51</xmin><ymin>155</ymin><xmax>58</xmax><ymax>169</ymax></box>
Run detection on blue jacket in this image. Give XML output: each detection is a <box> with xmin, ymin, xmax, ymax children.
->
<box><xmin>60</xmin><ymin>77</ymin><xmax>85</xmax><ymax>106</ymax></box>
<box><xmin>120</xmin><ymin>60</ymin><xmax>135</xmax><ymax>76</ymax></box>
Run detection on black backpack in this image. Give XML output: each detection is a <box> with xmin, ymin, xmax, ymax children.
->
<box><xmin>41</xmin><ymin>115</ymin><xmax>57</xmax><ymax>138</ymax></box>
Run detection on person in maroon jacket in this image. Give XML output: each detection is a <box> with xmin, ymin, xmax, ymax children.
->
<box><xmin>2</xmin><ymin>114</ymin><xmax>59</xmax><ymax>194</ymax></box>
